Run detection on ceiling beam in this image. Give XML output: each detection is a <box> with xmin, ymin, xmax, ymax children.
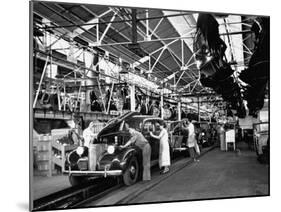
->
<box><xmin>40</xmin><ymin>2</ymin><xmax>97</xmax><ymax>39</ymax></box>
<box><xmin>70</xmin><ymin>8</ymin><xmax>113</xmax><ymax>38</ymax></box>
<box><xmin>37</xmin><ymin>5</ymin><xmax>198</xmax><ymax>92</ymax></box>
<box><xmin>42</xmin><ymin>11</ymin><xmax>193</xmax><ymax>30</ymax></box>
<box><xmin>80</xmin><ymin>7</ymin><xmax>172</xmax><ymax>80</ymax></box>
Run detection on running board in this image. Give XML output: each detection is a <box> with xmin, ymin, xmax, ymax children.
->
<box><xmin>173</xmin><ymin>147</ymin><xmax>188</xmax><ymax>151</ymax></box>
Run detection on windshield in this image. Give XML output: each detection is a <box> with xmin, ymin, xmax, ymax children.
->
<box><xmin>125</xmin><ymin>117</ymin><xmax>145</xmax><ymax>131</ymax></box>
<box><xmin>98</xmin><ymin>112</ymin><xmax>140</xmax><ymax>138</ymax></box>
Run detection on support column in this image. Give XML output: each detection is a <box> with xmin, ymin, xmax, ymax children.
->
<box><xmin>85</xmin><ymin>53</ymin><xmax>99</xmax><ymax>112</ymax></box>
<box><xmin>106</xmin><ymin>83</ymin><xmax>115</xmax><ymax>114</ymax></box>
<box><xmin>85</xmin><ymin>75</ymin><xmax>94</xmax><ymax>113</ymax></box>
<box><xmin>181</xmin><ymin>39</ymin><xmax>184</xmax><ymax>66</ymax></box>
<box><xmin>198</xmin><ymin>95</ymin><xmax>200</xmax><ymax>122</ymax></box>
<box><xmin>146</xmin><ymin>9</ymin><xmax>150</xmax><ymax>40</ymax></box>
<box><xmin>63</xmin><ymin>83</ymin><xmax>66</xmax><ymax>111</ymax></box>
<box><xmin>130</xmin><ymin>84</ymin><xmax>136</xmax><ymax>112</ymax></box>
<box><xmin>177</xmin><ymin>100</ymin><xmax>181</xmax><ymax>121</ymax></box>
<box><xmin>160</xmin><ymin>89</ymin><xmax>164</xmax><ymax>119</ymax></box>
<box><xmin>33</xmin><ymin>56</ymin><xmax>49</xmax><ymax>108</ymax></box>
<box><xmin>80</xmin><ymin>51</ymin><xmax>87</xmax><ymax>112</ymax></box>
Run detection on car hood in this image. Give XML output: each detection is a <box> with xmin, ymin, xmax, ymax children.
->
<box><xmin>97</xmin><ymin>111</ymin><xmax>140</xmax><ymax>138</ymax></box>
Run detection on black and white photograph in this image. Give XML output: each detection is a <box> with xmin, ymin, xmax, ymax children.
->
<box><xmin>29</xmin><ymin>0</ymin><xmax>270</xmax><ymax>211</ymax></box>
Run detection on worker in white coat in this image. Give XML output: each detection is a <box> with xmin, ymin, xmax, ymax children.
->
<box><xmin>186</xmin><ymin>119</ymin><xmax>200</xmax><ymax>162</ymax></box>
<box><xmin>150</xmin><ymin>122</ymin><xmax>171</xmax><ymax>174</ymax></box>
<box><xmin>83</xmin><ymin>122</ymin><xmax>95</xmax><ymax>147</ymax></box>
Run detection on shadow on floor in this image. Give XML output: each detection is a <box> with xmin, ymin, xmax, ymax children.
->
<box><xmin>16</xmin><ymin>202</ymin><xmax>29</xmax><ymax>211</ymax></box>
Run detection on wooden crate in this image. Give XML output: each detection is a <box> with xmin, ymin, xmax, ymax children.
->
<box><xmin>51</xmin><ymin>129</ymin><xmax>78</xmax><ymax>173</ymax></box>
<box><xmin>52</xmin><ymin>140</ymin><xmax>78</xmax><ymax>173</ymax></box>
<box><xmin>35</xmin><ymin>134</ymin><xmax>52</xmax><ymax>177</ymax></box>
<box><xmin>34</xmin><ymin>129</ymin><xmax>78</xmax><ymax>176</ymax></box>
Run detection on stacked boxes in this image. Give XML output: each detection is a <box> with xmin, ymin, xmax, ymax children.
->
<box><xmin>36</xmin><ymin>134</ymin><xmax>52</xmax><ymax>177</ymax></box>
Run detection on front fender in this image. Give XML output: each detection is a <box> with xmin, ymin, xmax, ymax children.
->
<box><xmin>98</xmin><ymin>147</ymin><xmax>141</xmax><ymax>171</ymax></box>
<box><xmin>65</xmin><ymin>146</ymin><xmax>88</xmax><ymax>170</ymax></box>
<box><xmin>119</xmin><ymin>147</ymin><xmax>142</xmax><ymax>170</ymax></box>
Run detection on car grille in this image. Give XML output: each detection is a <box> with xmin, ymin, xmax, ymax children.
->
<box><xmin>77</xmin><ymin>157</ymin><xmax>88</xmax><ymax>170</ymax></box>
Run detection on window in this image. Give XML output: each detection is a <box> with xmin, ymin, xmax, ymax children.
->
<box><xmin>143</xmin><ymin>121</ymin><xmax>154</xmax><ymax>133</ymax></box>
<box><xmin>154</xmin><ymin>120</ymin><xmax>165</xmax><ymax>130</ymax></box>
<box><xmin>125</xmin><ymin>117</ymin><xmax>143</xmax><ymax>131</ymax></box>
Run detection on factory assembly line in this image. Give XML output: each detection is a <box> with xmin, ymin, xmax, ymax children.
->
<box><xmin>30</xmin><ymin>1</ymin><xmax>269</xmax><ymax>211</ymax></box>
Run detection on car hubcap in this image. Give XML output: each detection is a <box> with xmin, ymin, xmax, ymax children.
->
<box><xmin>130</xmin><ymin>165</ymin><xmax>136</xmax><ymax>176</ymax></box>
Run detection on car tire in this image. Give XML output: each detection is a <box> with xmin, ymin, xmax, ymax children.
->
<box><xmin>123</xmin><ymin>156</ymin><xmax>139</xmax><ymax>186</ymax></box>
<box><xmin>254</xmin><ymin>138</ymin><xmax>261</xmax><ymax>156</ymax></box>
<box><xmin>183</xmin><ymin>149</ymin><xmax>190</xmax><ymax>158</ymax></box>
<box><xmin>69</xmin><ymin>174</ymin><xmax>87</xmax><ymax>186</ymax></box>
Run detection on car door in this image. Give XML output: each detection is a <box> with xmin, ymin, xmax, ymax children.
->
<box><xmin>151</xmin><ymin>120</ymin><xmax>162</xmax><ymax>160</ymax></box>
<box><xmin>142</xmin><ymin>120</ymin><xmax>159</xmax><ymax>161</ymax></box>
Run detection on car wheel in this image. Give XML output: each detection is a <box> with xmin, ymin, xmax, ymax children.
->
<box><xmin>123</xmin><ymin>156</ymin><xmax>139</xmax><ymax>186</ymax></box>
<box><xmin>253</xmin><ymin>138</ymin><xmax>261</xmax><ymax>156</ymax></box>
<box><xmin>69</xmin><ymin>174</ymin><xmax>87</xmax><ymax>186</ymax></box>
<box><xmin>183</xmin><ymin>148</ymin><xmax>190</xmax><ymax>157</ymax></box>
<box><xmin>255</xmin><ymin>144</ymin><xmax>261</xmax><ymax>156</ymax></box>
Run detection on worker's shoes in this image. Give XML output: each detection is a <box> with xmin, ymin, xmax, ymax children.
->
<box><xmin>161</xmin><ymin>167</ymin><xmax>170</xmax><ymax>174</ymax></box>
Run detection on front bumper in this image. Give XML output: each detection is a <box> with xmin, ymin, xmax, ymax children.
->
<box><xmin>64</xmin><ymin>169</ymin><xmax>123</xmax><ymax>178</ymax></box>
<box><xmin>173</xmin><ymin>147</ymin><xmax>188</xmax><ymax>151</ymax></box>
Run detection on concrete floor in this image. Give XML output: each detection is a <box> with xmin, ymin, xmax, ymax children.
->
<box><xmin>32</xmin><ymin>142</ymin><xmax>269</xmax><ymax>204</ymax></box>
<box><xmin>129</xmin><ymin>144</ymin><xmax>269</xmax><ymax>203</ymax></box>
<box><xmin>32</xmin><ymin>175</ymin><xmax>69</xmax><ymax>199</ymax></box>
<box><xmin>84</xmin><ymin>147</ymin><xmax>214</xmax><ymax>207</ymax></box>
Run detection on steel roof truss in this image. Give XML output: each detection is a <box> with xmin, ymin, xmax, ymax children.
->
<box><xmin>98</xmin><ymin>12</ymin><xmax>118</xmax><ymax>45</ymax></box>
<box><xmin>69</xmin><ymin>7</ymin><xmax>113</xmax><ymax>38</ymax></box>
<box><xmin>149</xmin><ymin>47</ymin><xmax>166</xmax><ymax>73</ymax></box>
<box><xmin>148</xmin><ymin>17</ymin><xmax>164</xmax><ymax>40</ymax></box>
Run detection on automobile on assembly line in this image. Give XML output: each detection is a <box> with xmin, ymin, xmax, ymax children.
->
<box><xmin>165</xmin><ymin>119</ymin><xmax>190</xmax><ymax>156</ymax></box>
<box><xmin>64</xmin><ymin>112</ymin><xmax>171</xmax><ymax>186</ymax></box>
<box><xmin>253</xmin><ymin>122</ymin><xmax>269</xmax><ymax>160</ymax></box>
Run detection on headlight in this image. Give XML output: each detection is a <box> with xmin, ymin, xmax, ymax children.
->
<box><xmin>76</xmin><ymin>146</ymin><xmax>84</xmax><ymax>155</ymax></box>
<box><xmin>107</xmin><ymin>145</ymin><xmax>115</xmax><ymax>154</ymax></box>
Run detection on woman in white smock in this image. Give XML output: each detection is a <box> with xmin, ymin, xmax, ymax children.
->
<box><xmin>150</xmin><ymin>122</ymin><xmax>171</xmax><ymax>174</ymax></box>
<box><xmin>83</xmin><ymin>122</ymin><xmax>95</xmax><ymax>147</ymax></box>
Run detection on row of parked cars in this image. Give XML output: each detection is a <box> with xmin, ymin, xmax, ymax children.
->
<box><xmin>64</xmin><ymin>112</ymin><xmax>217</xmax><ymax>186</ymax></box>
